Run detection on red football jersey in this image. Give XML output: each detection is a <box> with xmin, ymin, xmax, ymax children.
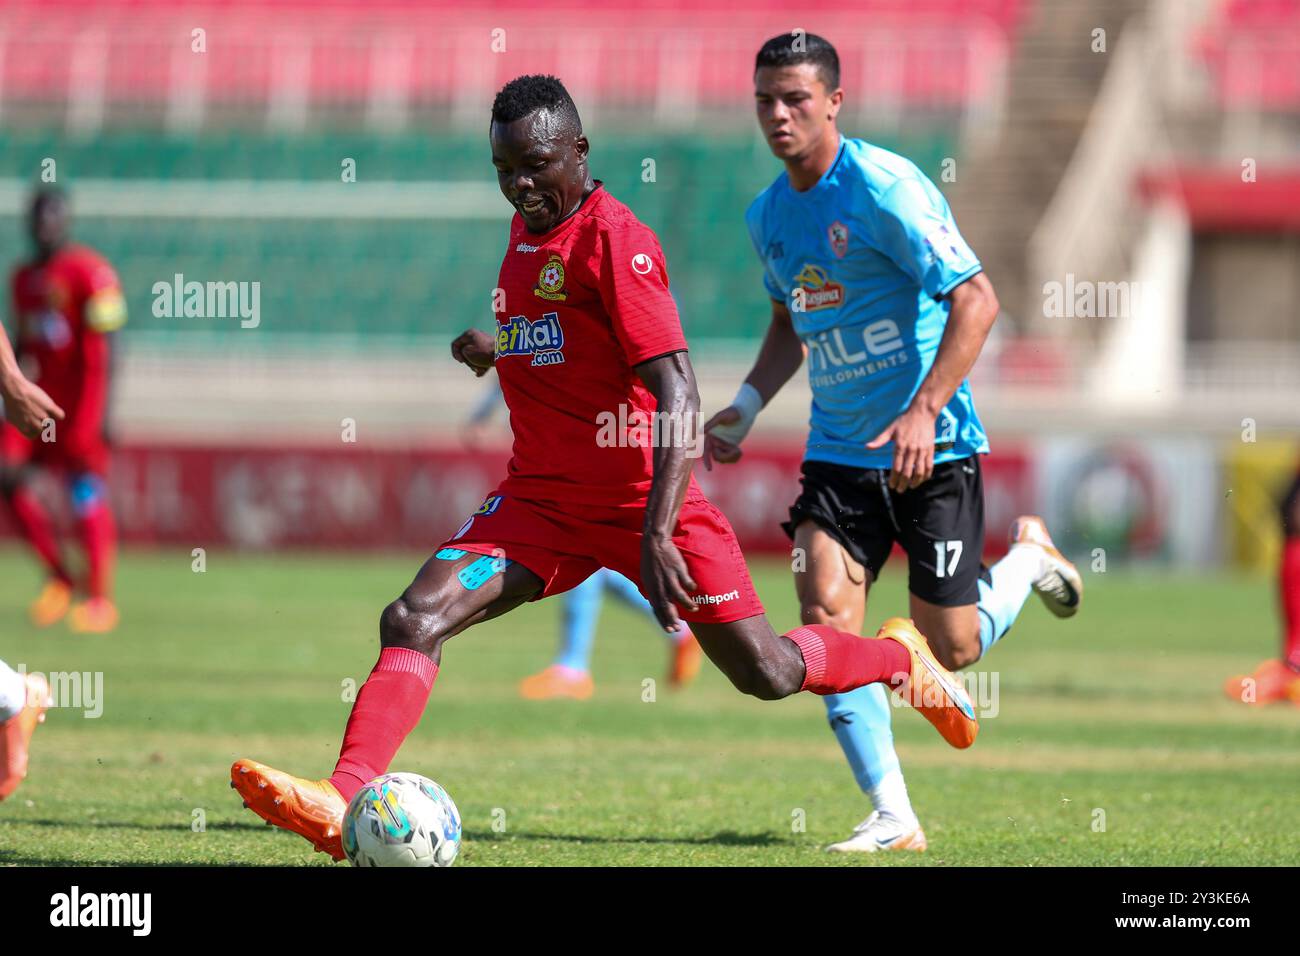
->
<box><xmin>492</xmin><ymin>184</ymin><xmax>697</xmax><ymax>505</ymax></box>
<box><xmin>9</xmin><ymin>244</ymin><xmax>125</xmax><ymax>443</ymax></box>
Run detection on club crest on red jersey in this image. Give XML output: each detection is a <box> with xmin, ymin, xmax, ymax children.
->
<box><xmin>828</xmin><ymin>220</ymin><xmax>850</xmax><ymax>258</ymax></box>
<box><xmin>534</xmin><ymin>254</ymin><xmax>567</xmax><ymax>301</ymax></box>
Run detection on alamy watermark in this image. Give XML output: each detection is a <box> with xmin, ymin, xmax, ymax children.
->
<box><xmin>595</xmin><ymin>404</ymin><xmax>704</xmax><ymax>458</ymax></box>
<box><xmin>1042</xmin><ymin>274</ymin><xmax>1152</xmax><ymax>319</ymax></box>
<box><xmin>151</xmin><ymin>273</ymin><xmax>260</xmax><ymax>328</ymax></box>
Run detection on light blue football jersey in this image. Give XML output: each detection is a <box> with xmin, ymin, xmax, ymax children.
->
<box><xmin>745</xmin><ymin>136</ymin><xmax>989</xmax><ymax>469</ymax></box>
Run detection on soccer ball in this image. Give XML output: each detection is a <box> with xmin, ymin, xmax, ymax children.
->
<box><xmin>341</xmin><ymin>772</ymin><xmax>462</xmax><ymax>867</ymax></box>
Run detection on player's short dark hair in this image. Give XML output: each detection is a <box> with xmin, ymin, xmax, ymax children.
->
<box><xmin>754</xmin><ymin>32</ymin><xmax>840</xmax><ymax>91</ymax></box>
<box><xmin>490</xmin><ymin>74</ymin><xmax>582</xmax><ymax>134</ymax></box>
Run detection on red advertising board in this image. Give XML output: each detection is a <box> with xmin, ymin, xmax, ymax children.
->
<box><xmin>1</xmin><ymin>441</ymin><xmax>1032</xmax><ymax>557</ymax></box>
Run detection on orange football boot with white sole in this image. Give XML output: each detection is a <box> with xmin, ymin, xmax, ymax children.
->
<box><xmin>1223</xmin><ymin>659</ymin><xmax>1300</xmax><ymax>705</ymax></box>
<box><xmin>1009</xmin><ymin>515</ymin><xmax>1083</xmax><ymax>618</ymax></box>
<box><xmin>668</xmin><ymin>630</ymin><xmax>702</xmax><ymax>689</ymax></box>
<box><xmin>29</xmin><ymin>579</ymin><xmax>72</xmax><ymax>628</ymax></box>
<box><xmin>231</xmin><ymin>758</ymin><xmax>347</xmax><ymax>861</ymax></box>
<box><xmin>519</xmin><ymin>664</ymin><xmax>594</xmax><ymax>701</ymax></box>
<box><xmin>877</xmin><ymin>617</ymin><xmax>979</xmax><ymax>749</ymax></box>
<box><xmin>68</xmin><ymin>598</ymin><xmax>119</xmax><ymax>635</ymax></box>
<box><xmin>0</xmin><ymin>673</ymin><xmax>51</xmax><ymax>800</ymax></box>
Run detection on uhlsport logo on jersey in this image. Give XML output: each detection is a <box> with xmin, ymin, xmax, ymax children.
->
<box><xmin>690</xmin><ymin>589</ymin><xmax>740</xmax><ymax>608</ymax></box>
<box><xmin>534</xmin><ymin>254</ymin><xmax>567</xmax><ymax>301</ymax></box>
<box><xmin>791</xmin><ymin>263</ymin><xmax>846</xmax><ymax>312</ymax></box>
<box><xmin>495</xmin><ymin>312</ymin><xmax>566</xmax><ymax>367</ymax></box>
<box><xmin>827</xmin><ymin>220</ymin><xmax>850</xmax><ymax>258</ymax></box>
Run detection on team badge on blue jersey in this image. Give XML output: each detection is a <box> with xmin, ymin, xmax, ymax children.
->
<box><xmin>828</xmin><ymin>220</ymin><xmax>849</xmax><ymax>258</ymax></box>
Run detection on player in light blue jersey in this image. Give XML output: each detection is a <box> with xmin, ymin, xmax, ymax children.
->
<box><xmin>704</xmin><ymin>32</ymin><xmax>1084</xmax><ymax>852</ymax></box>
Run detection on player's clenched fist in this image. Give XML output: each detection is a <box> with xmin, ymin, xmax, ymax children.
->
<box><xmin>702</xmin><ymin>406</ymin><xmax>745</xmax><ymax>471</ymax></box>
<box><xmin>450</xmin><ymin>328</ymin><xmax>495</xmax><ymax>377</ymax></box>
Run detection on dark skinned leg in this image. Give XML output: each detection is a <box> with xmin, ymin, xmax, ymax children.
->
<box><xmin>689</xmin><ymin>615</ymin><xmax>806</xmax><ymax>700</ymax></box>
<box><xmin>380</xmin><ymin>550</ymin><xmax>546</xmax><ymax>662</ymax></box>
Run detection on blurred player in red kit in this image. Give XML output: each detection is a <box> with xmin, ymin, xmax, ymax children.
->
<box><xmin>0</xmin><ymin>189</ymin><xmax>126</xmax><ymax>634</ymax></box>
<box><xmin>1224</xmin><ymin>460</ymin><xmax>1300</xmax><ymax>705</ymax></box>
<box><xmin>230</xmin><ymin>75</ymin><xmax>980</xmax><ymax>860</ymax></box>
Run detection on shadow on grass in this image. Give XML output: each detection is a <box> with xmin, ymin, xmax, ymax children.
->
<box><xmin>5</xmin><ymin>818</ymin><xmax>268</xmax><ymax>833</ymax></box>
<box><xmin>462</xmin><ymin>827</ymin><xmax>788</xmax><ymax>847</ymax></box>
<box><xmin>0</xmin><ymin>851</ymin><xmax>330</xmax><ymax>867</ymax></box>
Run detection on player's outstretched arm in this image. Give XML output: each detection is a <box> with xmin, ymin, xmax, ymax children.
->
<box><xmin>0</xmin><ymin>323</ymin><xmax>64</xmax><ymax>438</ymax></box>
<box><xmin>703</xmin><ymin>299</ymin><xmax>804</xmax><ymax>469</ymax></box>
<box><xmin>450</xmin><ymin>328</ymin><xmax>496</xmax><ymax>377</ymax></box>
<box><xmin>634</xmin><ymin>350</ymin><xmax>701</xmax><ymax>633</ymax></box>
<box><xmin>868</xmin><ymin>271</ymin><xmax>999</xmax><ymax>491</ymax></box>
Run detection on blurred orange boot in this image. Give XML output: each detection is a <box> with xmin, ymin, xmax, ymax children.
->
<box><xmin>668</xmin><ymin>630</ymin><xmax>701</xmax><ymax>689</ymax></box>
<box><xmin>0</xmin><ymin>673</ymin><xmax>51</xmax><ymax>800</ymax></box>
<box><xmin>29</xmin><ymin>579</ymin><xmax>72</xmax><ymax>628</ymax></box>
<box><xmin>1223</xmin><ymin>659</ymin><xmax>1297</xmax><ymax>705</ymax></box>
<box><xmin>519</xmin><ymin>665</ymin><xmax>593</xmax><ymax>701</ymax></box>
<box><xmin>68</xmin><ymin>597</ymin><xmax>119</xmax><ymax>635</ymax></box>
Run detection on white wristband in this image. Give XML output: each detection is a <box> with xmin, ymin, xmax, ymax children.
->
<box><xmin>708</xmin><ymin>382</ymin><xmax>763</xmax><ymax>446</ymax></box>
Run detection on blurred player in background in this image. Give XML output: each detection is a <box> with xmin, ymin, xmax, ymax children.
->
<box><xmin>464</xmin><ymin>380</ymin><xmax>701</xmax><ymax>698</ymax></box>
<box><xmin>1224</xmin><ymin>462</ymin><xmax>1300</xmax><ymax>705</ymax></box>
<box><xmin>520</xmin><ymin>567</ymin><xmax>701</xmax><ymax>699</ymax></box>
<box><xmin>0</xmin><ymin>189</ymin><xmax>125</xmax><ymax>634</ymax></box>
<box><xmin>705</xmin><ymin>33</ymin><xmax>1082</xmax><ymax>852</ymax></box>
<box><xmin>0</xmin><ymin>320</ymin><xmax>58</xmax><ymax>798</ymax></box>
<box><xmin>231</xmin><ymin>74</ymin><xmax>981</xmax><ymax>860</ymax></box>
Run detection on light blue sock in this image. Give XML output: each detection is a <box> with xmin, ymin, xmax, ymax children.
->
<box><xmin>600</xmin><ymin>568</ymin><xmax>683</xmax><ymax>641</ymax></box>
<box><xmin>977</xmin><ymin>546</ymin><xmax>1040</xmax><ymax>656</ymax></box>
<box><xmin>555</xmin><ymin>573</ymin><xmax>605</xmax><ymax>672</ymax></box>
<box><xmin>824</xmin><ymin>684</ymin><xmax>900</xmax><ymax>795</ymax></box>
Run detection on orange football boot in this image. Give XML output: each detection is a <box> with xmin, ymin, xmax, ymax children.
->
<box><xmin>519</xmin><ymin>665</ymin><xmax>594</xmax><ymax>701</ymax></box>
<box><xmin>0</xmin><ymin>673</ymin><xmax>51</xmax><ymax>800</ymax></box>
<box><xmin>668</xmin><ymin>630</ymin><xmax>702</xmax><ymax>689</ymax></box>
<box><xmin>29</xmin><ymin>579</ymin><xmax>72</xmax><ymax>628</ymax></box>
<box><xmin>1224</xmin><ymin>659</ymin><xmax>1300</xmax><ymax>705</ymax></box>
<box><xmin>231</xmin><ymin>758</ymin><xmax>347</xmax><ymax>861</ymax></box>
<box><xmin>68</xmin><ymin>598</ymin><xmax>119</xmax><ymax>635</ymax></box>
<box><xmin>877</xmin><ymin>617</ymin><xmax>979</xmax><ymax>749</ymax></box>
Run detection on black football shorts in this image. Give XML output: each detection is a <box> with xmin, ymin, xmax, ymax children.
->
<box><xmin>782</xmin><ymin>455</ymin><xmax>989</xmax><ymax>607</ymax></box>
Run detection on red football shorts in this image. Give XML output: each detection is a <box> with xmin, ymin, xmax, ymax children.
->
<box><xmin>0</xmin><ymin>421</ymin><xmax>109</xmax><ymax>476</ymax></box>
<box><xmin>441</xmin><ymin>491</ymin><xmax>764</xmax><ymax>625</ymax></box>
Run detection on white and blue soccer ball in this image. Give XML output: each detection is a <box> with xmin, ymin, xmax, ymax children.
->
<box><xmin>342</xmin><ymin>772</ymin><xmax>462</xmax><ymax>867</ymax></box>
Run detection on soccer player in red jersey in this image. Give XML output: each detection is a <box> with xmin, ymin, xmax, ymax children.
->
<box><xmin>1224</xmin><ymin>460</ymin><xmax>1300</xmax><ymax>705</ymax></box>
<box><xmin>0</xmin><ymin>189</ymin><xmax>126</xmax><ymax>634</ymax></box>
<box><xmin>231</xmin><ymin>76</ymin><xmax>979</xmax><ymax>860</ymax></box>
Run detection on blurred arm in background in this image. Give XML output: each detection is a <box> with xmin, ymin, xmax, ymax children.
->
<box><xmin>0</xmin><ymin>322</ymin><xmax>63</xmax><ymax>439</ymax></box>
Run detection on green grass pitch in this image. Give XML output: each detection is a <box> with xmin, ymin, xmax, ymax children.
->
<box><xmin>1</xmin><ymin>545</ymin><xmax>1297</xmax><ymax>866</ymax></box>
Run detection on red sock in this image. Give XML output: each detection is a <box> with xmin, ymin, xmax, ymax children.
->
<box><xmin>329</xmin><ymin>647</ymin><xmax>438</xmax><ymax>801</ymax></box>
<box><xmin>1282</xmin><ymin>537</ymin><xmax>1300</xmax><ymax>671</ymax></box>
<box><xmin>6</xmin><ymin>487</ymin><xmax>71</xmax><ymax>584</ymax></box>
<box><xmin>76</xmin><ymin>500</ymin><xmax>116</xmax><ymax>600</ymax></box>
<box><xmin>783</xmin><ymin>624</ymin><xmax>911</xmax><ymax>695</ymax></box>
